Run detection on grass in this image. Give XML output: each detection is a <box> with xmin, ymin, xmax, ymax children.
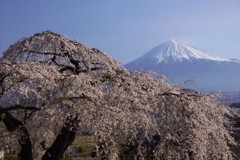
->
<box><xmin>71</xmin><ymin>136</ymin><xmax>96</xmax><ymax>157</ymax></box>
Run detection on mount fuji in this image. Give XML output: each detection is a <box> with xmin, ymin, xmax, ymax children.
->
<box><xmin>125</xmin><ymin>40</ymin><xmax>240</xmax><ymax>92</ymax></box>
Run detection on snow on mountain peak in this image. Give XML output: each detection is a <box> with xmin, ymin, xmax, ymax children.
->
<box><xmin>144</xmin><ymin>40</ymin><xmax>229</xmax><ymax>63</ymax></box>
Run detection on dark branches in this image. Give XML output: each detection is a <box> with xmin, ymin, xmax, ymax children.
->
<box><xmin>0</xmin><ymin>105</ymin><xmax>40</xmax><ymax>123</ymax></box>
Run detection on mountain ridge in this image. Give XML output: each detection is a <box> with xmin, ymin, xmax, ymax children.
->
<box><xmin>131</xmin><ymin>40</ymin><xmax>231</xmax><ymax>64</ymax></box>
<box><xmin>125</xmin><ymin>40</ymin><xmax>240</xmax><ymax>91</ymax></box>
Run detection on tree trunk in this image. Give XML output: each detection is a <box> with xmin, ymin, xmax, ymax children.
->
<box><xmin>18</xmin><ymin>126</ymin><xmax>33</xmax><ymax>160</ymax></box>
<box><xmin>42</xmin><ymin>115</ymin><xmax>79</xmax><ymax>160</ymax></box>
<box><xmin>2</xmin><ymin>112</ymin><xmax>33</xmax><ymax>160</ymax></box>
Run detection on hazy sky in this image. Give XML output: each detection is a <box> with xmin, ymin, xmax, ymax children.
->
<box><xmin>1</xmin><ymin>0</ymin><xmax>240</xmax><ymax>64</ymax></box>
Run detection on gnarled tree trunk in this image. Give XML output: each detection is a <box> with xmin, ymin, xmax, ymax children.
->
<box><xmin>42</xmin><ymin>115</ymin><xmax>80</xmax><ymax>160</ymax></box>
<box><xmin>2</xmin><ymin>112</ymin><xmax>33</xmax><ymax>160</ymax></box>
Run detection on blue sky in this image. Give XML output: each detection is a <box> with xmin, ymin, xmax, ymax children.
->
<box><xmin>1</xmin><ymin>0</ymin><xmax>240</xmax><ymax>64</ymax></box>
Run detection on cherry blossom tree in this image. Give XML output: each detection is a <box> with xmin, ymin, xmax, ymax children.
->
<box><xmin>0</xmin><ymin>31</ymin><xmax>237</xmax><ymax>160</ymax></box>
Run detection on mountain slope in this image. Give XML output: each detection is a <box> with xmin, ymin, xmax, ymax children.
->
<box><xmin>125</xmin><ymin>40</ymin><xmax>240</xmax><ymax>91</ymax></box>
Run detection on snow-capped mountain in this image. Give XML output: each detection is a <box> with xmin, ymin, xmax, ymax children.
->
<box><xmin>125</xmin><ymin>40</ymin><xmax>240</xmax><ymax>91</ymax></box>
<box><xmin>140</xmin><ymin>39</ymin><xmax>229</xmax><ymax>63</ymax></box>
